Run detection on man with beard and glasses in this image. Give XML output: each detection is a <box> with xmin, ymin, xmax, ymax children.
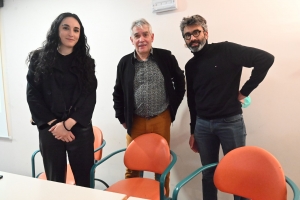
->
<box><xmin>113</xmin><ymin>18</ymin><xmax>185</xmax><ymax>197</ymax></box>
<box><xmin>180</xmin><ymin>15</ymin><xmax>274</xmax><ymax>200</ymax></box>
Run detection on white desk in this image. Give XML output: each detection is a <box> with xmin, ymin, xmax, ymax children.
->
<box><xmin>0</xmin><ymin>171</ymin><xmax>127</xmax><ymax>200</ymax></box>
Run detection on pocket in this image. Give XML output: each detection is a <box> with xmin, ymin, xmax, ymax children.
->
<box><xmin>223</xmin><ymin>115</ymin><xmax>242</xmax><ymax>123</ymax></box>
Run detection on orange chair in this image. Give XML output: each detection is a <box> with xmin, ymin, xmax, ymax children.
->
<box><xmin>92</xmin><ymin>133</ymin><xmax>177</xmax><ymax>200</ymax></box>
<box><xmin>172</xmin><ymin>146</ymin><xmax>300</xmax><ymax>200</ymax></box>
<box><xmin>31</xmin><ymin>126</ymin><xmax>108</xmax><ymax>188</ymax></box>
<box><xmin>214</xmin><ymin>146</ymin><xmax>288</xmax><ymax>199</ymax></box>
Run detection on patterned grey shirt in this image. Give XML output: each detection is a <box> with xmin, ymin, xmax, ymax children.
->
<box><xmin>133</xmin><ymin>50</ymin><xmax>169</xmax><ymax>118</ymax></box>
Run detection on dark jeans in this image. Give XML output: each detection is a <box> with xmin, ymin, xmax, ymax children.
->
<box><xmin>194</xmin><ymin>114</ymin><xmax>248</xmax><ymax>200</ymax></box>
<box><xmin>39</xmin><ymin>123</ymin><xmax>94</xmax><ymax>187</ymax></box>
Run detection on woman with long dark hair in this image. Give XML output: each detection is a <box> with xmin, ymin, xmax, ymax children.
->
<box><xmin>26</xmin><ymin>12</ymin><xmax>97</xmax><ymax>187</ymax></box>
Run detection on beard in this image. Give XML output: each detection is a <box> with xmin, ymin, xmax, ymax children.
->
<box><xmin>187</xmin><ymin>38</ymin><xmax>206</xmax><ymax>52</ymax></box>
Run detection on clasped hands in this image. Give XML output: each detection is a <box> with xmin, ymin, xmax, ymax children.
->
<box><xmin>48</xmin><ymin>121</ymin><xmax>75</xmax><ymax>142</ymax></box>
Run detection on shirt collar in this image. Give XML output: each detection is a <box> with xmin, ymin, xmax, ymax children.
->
<box><xmin>133</xmin><ymin>48</ymin><xmax>153</xmax><ymax>60</ymax></box>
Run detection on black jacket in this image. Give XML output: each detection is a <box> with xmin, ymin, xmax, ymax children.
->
<box><xmin>26</xmin><ymin>51</ymin><xmax>97</xmax><ymax>128</ymax></box>
<box><xmin>113</xmin><ymin>48</ymin><xmax>185</xmax><ymax>135</ymax></box>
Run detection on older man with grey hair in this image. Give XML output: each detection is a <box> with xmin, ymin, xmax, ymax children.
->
<box><xmin>113</xmin><ymin>18</ymin><xmax>185</xmax><ymax>197</ymax></box>
<box><xmin>180</xmin><ymin>14</ymin><xmax>274</xmax><ymax>200</ymax></box>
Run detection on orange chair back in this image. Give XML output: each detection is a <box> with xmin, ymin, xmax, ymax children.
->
<box><xmin>124</xmin><ymin>133</ymin><xmax>171</xmax><ymax>174</ymax></box>
<box><xmin>93</xmin><ymin>126</ymin><xmax>103</xmax><ymax>161</ymax></box>
<box><xmin>214</xmin><ymin>146</ymin><xmax>287</xmax><ymax>200</ymax></box>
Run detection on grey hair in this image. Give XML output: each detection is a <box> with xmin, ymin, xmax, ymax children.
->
<box><xmin>180</xmin><ymin>15</ymin><xmax>208</xmax><ymax>36</ymax></box>
<box><xmin>130</xmin><ymin>18</ymin><xmax>152</xmax><ymax>36</ymax></box>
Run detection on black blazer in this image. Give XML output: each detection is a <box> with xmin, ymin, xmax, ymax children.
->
<box><xmin>113</xmin><ymin>48</ymin><xmax>185</xmax><ymax>135</ymax></box>
<box><xmin>26</xmin><ymin>52</ymin><xmax>97</xmax><ymax>128</ymax></box>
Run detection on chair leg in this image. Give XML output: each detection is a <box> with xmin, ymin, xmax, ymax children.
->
<box><xmin>94</xmin><ymin>179</ymin><xmax>109</xmax><ymax>188</ymax></box>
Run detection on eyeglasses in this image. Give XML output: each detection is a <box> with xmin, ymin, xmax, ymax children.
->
<box><xmin>183</xmin><ymin>30</ymin><xmax>201</xmax><ymax>40</ymax></box>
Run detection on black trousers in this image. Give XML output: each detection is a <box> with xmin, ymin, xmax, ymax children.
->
<box><xmin>38</xmin><ymin>123</ymin><xmax>94</xmax><ymax>187</ymax></box>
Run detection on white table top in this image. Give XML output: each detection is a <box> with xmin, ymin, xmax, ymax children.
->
<box><xmin>0</xmin><ymin>171</ymin><xmax>127</xmax><ymax>200</ymax></box>
<box><xmin>127</xmin><ymin>197</ymin><xmax>150</xmax><ymax>200</ymax></box>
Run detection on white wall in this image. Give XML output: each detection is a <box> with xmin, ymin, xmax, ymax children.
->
<box><xmin>0</xmin><ymin>0</ymin><xmax>299</xmax><ymax>199</ymax></box>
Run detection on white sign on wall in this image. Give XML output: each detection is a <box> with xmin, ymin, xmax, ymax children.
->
<box><xmin>152</xmin><ymin>0</ymin><xmax>177</xmax><ymax>13</ymax></box>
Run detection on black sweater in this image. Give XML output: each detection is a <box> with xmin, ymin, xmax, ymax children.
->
<box><xmin>186</xmin><ymin>41</ymin><xmax>274</xmax><ymax>134</ymax></box>
<box><xmin>56</xmin><ymin>51</ymin><xmax>78</xmax><ymax>110</ymax></box>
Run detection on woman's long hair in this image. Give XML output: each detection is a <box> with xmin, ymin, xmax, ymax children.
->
<box><xmin>27</xmin><ymin>12</ymin><xmax>95</xmax><ymax>93</ymax></box>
